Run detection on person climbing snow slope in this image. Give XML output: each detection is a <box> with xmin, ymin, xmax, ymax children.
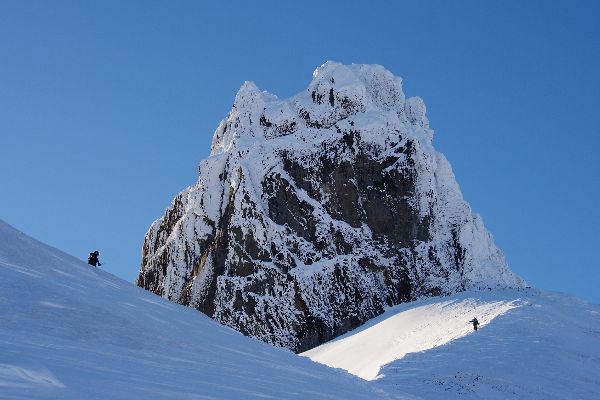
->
<box><xmin>469</xmin><ymin>317</ymin><xmax>480</xmax><ymax>331</ymax></box>
<box><xmin>87</xmin><ymin>250</ymin><xmax>101</xmax><ymax>267</ymax></box>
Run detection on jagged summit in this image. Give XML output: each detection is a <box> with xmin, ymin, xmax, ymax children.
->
<box><xmin>138</xmin><ymin>62</ymin><xmax>524</xmax><ymax>352</ymax></box>
<box><xmin>309</xmin><ymin>62</ymin><xmax>408</xmax><ymax>113</ymax></box>
<box><xmin>213</xmin><ymin>62</ymin><xmax>429</xmax><ymax>155</ymax></box>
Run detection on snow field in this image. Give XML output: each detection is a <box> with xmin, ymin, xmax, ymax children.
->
<box><xmin>304</xmin><ymin>289</ymin><xmax>600</xmax><ymax>399</ymax></box>
<box><xmin>303</xmin><ymin>296</ymin><xmax>521</xmax><ymax>380</ymax></box>
<box><xmin>2</xmin><ymin>218</ymin><xmax>599</xmax><ymax>400</ymax></box>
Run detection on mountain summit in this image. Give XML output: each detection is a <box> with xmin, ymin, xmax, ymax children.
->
<box><xmin>137</xmin><ymin>62</ymin><xmax>523</xmax><ymax>352</ymax></box>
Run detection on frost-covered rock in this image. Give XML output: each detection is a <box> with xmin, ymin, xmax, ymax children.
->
<box><xmin>137</xmin><ymin>62</ymin><xmax>524</xmax><ymax>352</ymax></box>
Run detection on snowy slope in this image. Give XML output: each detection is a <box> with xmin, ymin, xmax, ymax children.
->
<box><xmin>303</xmin><ymin>294</ymin><xmax>521</xmax><ymax>380</ymax></box>
<box><xmin>303</xmin><ymin>289</ymin><xmax>600</xmax><ymax>399</ymax></box>
<box><xmin>0</xmin><ymin>219</ymin><xmax>398</xmax><ymax>400</ymax></box>
<box><xmin>2</xmin><ymin>219</ymin><xmax>598</xmax><ymax>400</ymax></box>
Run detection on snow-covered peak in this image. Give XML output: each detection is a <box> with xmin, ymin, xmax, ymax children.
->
<box><xmin>210</xmin><ymin>62</ymin><xmax>431</xmax><ymax>156</ymax></box>
<box><xmin>233</xmin><ymin>80</ymin><xmax>276</xmax><ymax>109</ymax></box>
<box><xmin>310</xmin><ymin>61</ymin><xmax>406</xmax><ymax>112</ymax></box>
<box><xmin>139</xmin><ymin>62</ymin><xmax>523</xmax><ymax>353</ymax></box>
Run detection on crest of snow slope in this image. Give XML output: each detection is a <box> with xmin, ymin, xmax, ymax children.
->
<box><xmin>303</xmin><ymin>294</ymin><xmax>521</xmax><ymax>380</ymax></box>
<box><xmin>0</xmin><ymin>219</ymin><xmax>403</xmax><ymax>400</ymax></box>
<box><xmin>304</xmin><ymin>289</ymin><xmax>600</xmax><ymax>399</ymax></box>
<box><xmin>138</xmin><ymin>61</ymin><xmax>524</xmax><ymax>352</ymax></box>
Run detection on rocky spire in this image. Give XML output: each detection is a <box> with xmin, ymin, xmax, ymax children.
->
<box><xmin>137</xmin><ymin>62</ymin><xmax>524</xmax><ymax>352</ymax></box>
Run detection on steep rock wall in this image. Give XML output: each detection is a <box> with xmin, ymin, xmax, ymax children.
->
<box><xmin>137</xmin><ymin>62</ymin><xmax>523</xmax><ymax>352</ymax></box>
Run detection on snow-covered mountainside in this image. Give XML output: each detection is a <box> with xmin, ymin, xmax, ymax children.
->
<box><xmin>0</xmin><ymin>219</ymin><xmax>395</xmax><ymax>400</ymax></box>
<box><xmin>137</xmin><ymin>61</ymin><xmax>524</xmax><ymax>352</ymax></box>
<box><xmin>2</xmin><ymin>219</ymin><xmax>598</xmax><ymax>400</ymax></box>
<box><xmin>304</xmin><ymin>289</ymin><xmax>600</xmax><ymax>399</ymax></box>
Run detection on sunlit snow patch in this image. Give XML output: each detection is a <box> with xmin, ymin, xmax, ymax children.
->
<box><xmin>302</xmin><ymin>295</ymin><xmax>521</xmax><ymax>380</ymax></box>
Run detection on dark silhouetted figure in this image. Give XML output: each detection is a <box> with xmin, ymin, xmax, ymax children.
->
<box><xmin>469</xmin><ymin>317</ymin><xmax>480</xmax><ymax>331</ymax></box>
<box><xmin>88</xmin><ymin>251</ymin><xmax>101</xmax><ymax>267</ymax></box>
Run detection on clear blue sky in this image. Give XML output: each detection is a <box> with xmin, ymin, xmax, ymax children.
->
<box><xmin>1</xmin><ymin>1</ymin><xmax>598</xmax><ymax>303</ymax></box>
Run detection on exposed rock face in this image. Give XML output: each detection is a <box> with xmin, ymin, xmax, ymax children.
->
<box><xmin>137</xmin><ymin>62</ymin><xmax>524</xmax><ymax>352</ymax></box>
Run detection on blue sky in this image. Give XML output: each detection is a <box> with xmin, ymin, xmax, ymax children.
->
<box><xmin>1</xmin><ymin>1</ymin><xmax>598</xmax><ymax>303</ymax></box>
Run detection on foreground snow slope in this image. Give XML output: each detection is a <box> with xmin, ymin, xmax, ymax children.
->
<box><xmin>3</xmin><ymin>216</ymin><xmax>597</xmax><ymax>400</ymax></box>
<box><xmin>304</xmin><ymin>289</ymin><xmax>600</xmax><ymax>399</ymax></box>
<box><xmin>0</xmin><ymin>219</ymin><xmax>396</xmax><ymax>400</ymax></box>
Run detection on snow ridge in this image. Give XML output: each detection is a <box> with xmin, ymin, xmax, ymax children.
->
<box><xmin>304</xmin><ymin>288</ymin><xmax>600</xmax><ymax>400</ymax></box>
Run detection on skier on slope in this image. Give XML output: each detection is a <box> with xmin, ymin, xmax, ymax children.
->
<box><xmin>469</xmin><ymin>317</ymin><xmax>480</xmax><ymax>331</ymax></box>
<box><xmin>88</xmin><ymin>250</ymin><xmax>102</xmax><ymax>267</ymax></box>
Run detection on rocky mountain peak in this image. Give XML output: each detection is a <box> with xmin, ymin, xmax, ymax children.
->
<box><xmin>310</xmin><ymin>61</ymin><xmax>406</xmax><ymax>112</ymax></box>
<box><xmin>213</xmin><ymin>62</ymin><xmax>429</xmax><ymax>157</ymax></box>
<box><xmin>137</xmin><ymin>62</ymin><xmax>524</xmax><ymax>352</ymax></box>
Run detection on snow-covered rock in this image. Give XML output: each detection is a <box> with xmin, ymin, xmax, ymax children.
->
<box><xmin>137</xmin><ymin>62</ymin><xmax>524</xmax><ymax>352</ymax></box>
